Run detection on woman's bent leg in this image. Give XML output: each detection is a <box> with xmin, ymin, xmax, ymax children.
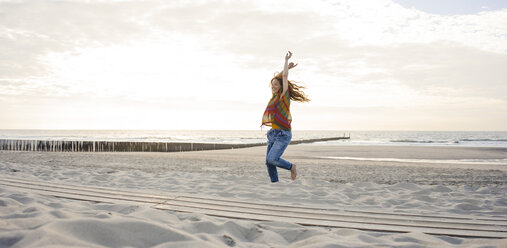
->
<box><xmin>266</xmin><ymin>130</ymin><xmax>293</xmax><ymax>172</ymax></box>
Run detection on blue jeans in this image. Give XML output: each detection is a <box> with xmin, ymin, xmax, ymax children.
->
<box><xmin>266</xmin><ymin>129</ymin><xmax>293</xmax><ymax>183</ymax></box>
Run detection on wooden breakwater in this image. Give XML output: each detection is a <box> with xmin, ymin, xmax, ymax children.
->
<box><xmin>0</xmin><ymin>135</ymin><xmax>350</xmax><ymax>153</ymax></box>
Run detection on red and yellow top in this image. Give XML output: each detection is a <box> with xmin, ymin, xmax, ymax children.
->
<box><xmin>261</xmin><ymin>91</ymin><xmax>292</xmax><ymax>131</ymax></box>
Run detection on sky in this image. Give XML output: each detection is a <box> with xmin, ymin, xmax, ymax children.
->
<box><xmin>1</xmin><ymin>0</ymin><xmax>506</xmax><ymax>131</ymax></box>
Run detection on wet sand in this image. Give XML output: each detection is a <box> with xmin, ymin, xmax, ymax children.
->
<box><xmin>2</xmin><ymin>145</ymin><xmax>506</xmax><ymax>186</ymax></box>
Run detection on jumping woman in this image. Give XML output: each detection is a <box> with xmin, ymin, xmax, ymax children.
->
<box><xmin>261</xmin><ymin>51</ymin><xmax>310</xmax><ymax>183</ymax></box>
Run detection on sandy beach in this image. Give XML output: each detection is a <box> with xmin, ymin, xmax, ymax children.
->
<box><xmin>1</xmin><ymin>144</ymin><xmax>506</xmax><ymax>247</ymax></box>
<box><xmin>3</xmin><ymin>0</ymin><xmax>507</xmax><ymax>246</ymax></box>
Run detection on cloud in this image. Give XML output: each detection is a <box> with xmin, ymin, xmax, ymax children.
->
<box><xmin>0</xmin><ymin>0</ymin><xmax>151</xmax><ymax>78</ymax></box>
<box><xmin>1</xmin><ymin>0</ymin><xmax>506</xmax><ymax>130</ymax></box>
<box><xmin>392</xmin><ymin>0</ymin><xmax>507</xmax><ymax>15</ymax></box>
<box><xmin>334</xmin><ymin>42</ymin><xmax>507</xmax><ymax>100</ymax></box>
<box><xmin>140</xmin><ymin>0</ymin><xmax>507</xmax><ymax>101</ymax></box>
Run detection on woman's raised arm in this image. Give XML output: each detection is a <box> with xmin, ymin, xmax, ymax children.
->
<box><xmin>281</xmin><ymin>51</ymin><xmax>293</xmax><ymax>96</ymax></box>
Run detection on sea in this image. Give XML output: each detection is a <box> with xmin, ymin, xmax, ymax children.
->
<box><xmin>0</xmin><ymin>130</ymin><xmax>506</xmax><ymax>148</ymax></box>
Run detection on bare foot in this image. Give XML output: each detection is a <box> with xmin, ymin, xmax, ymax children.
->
<box><xmin>290</xmin><ymin>164</ymin><xmax>297</xmax><ymax>181</ymax></box>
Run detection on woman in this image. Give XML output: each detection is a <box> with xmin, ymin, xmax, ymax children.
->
<box><xmin>261</xmin><ymin>51</ymin><xmax>310</xmax><ymax>183</ymax></box>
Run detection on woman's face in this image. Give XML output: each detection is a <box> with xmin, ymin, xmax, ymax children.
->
<box><xmin>271</xmin><ymin>78</ymin><xmax>281</xmax><ymax>94</ymax></box>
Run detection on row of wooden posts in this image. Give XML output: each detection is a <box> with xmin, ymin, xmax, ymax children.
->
<box><xmin>0</xmin><ymin>135</ymin><xmax>350</xmax><ymax>153</ymax></box>
<box><xmin>0</xmin><ymin>139</ymin><xmax>262</xmax><ymax>152</ymax></box>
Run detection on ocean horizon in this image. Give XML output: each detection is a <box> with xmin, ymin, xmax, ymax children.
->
<box><xmin>1</xmin><ymin>129</ymin><xmax>506</xmax><ymax>148</ymax></box>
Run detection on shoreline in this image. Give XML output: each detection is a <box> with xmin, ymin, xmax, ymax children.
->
<box><xmin>1</xmin><ymin>130</ymin><xmax>506</xmax><ymax>149</ymax></box>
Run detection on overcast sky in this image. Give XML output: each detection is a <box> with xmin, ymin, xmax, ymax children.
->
<box><xmin>1</xmin><ymin>0</ymin><xmax>506</xmax><ymax>130</ymax></box>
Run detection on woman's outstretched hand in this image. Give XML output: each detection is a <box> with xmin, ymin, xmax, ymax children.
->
<box><xmin>285</xmin><ymin>51</ymin><xmax>293</xmax><ymax>61</ymax></box>
<box><xmin>288</xmin><ymin>62</ymin><xmax>298</xmax><ymax>70</ymax></box>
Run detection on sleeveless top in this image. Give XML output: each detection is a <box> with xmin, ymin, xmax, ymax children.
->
<box><xmin>261</xmin><ymin>91</ymin><xmax>292</xmax><ymax>131</ymax></box>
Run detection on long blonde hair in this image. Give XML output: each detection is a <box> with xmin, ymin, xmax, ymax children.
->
<box><xmin>272</xmin><ymin>74</ymin><xmax>310</xmax><ymax>102</ymax></box>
